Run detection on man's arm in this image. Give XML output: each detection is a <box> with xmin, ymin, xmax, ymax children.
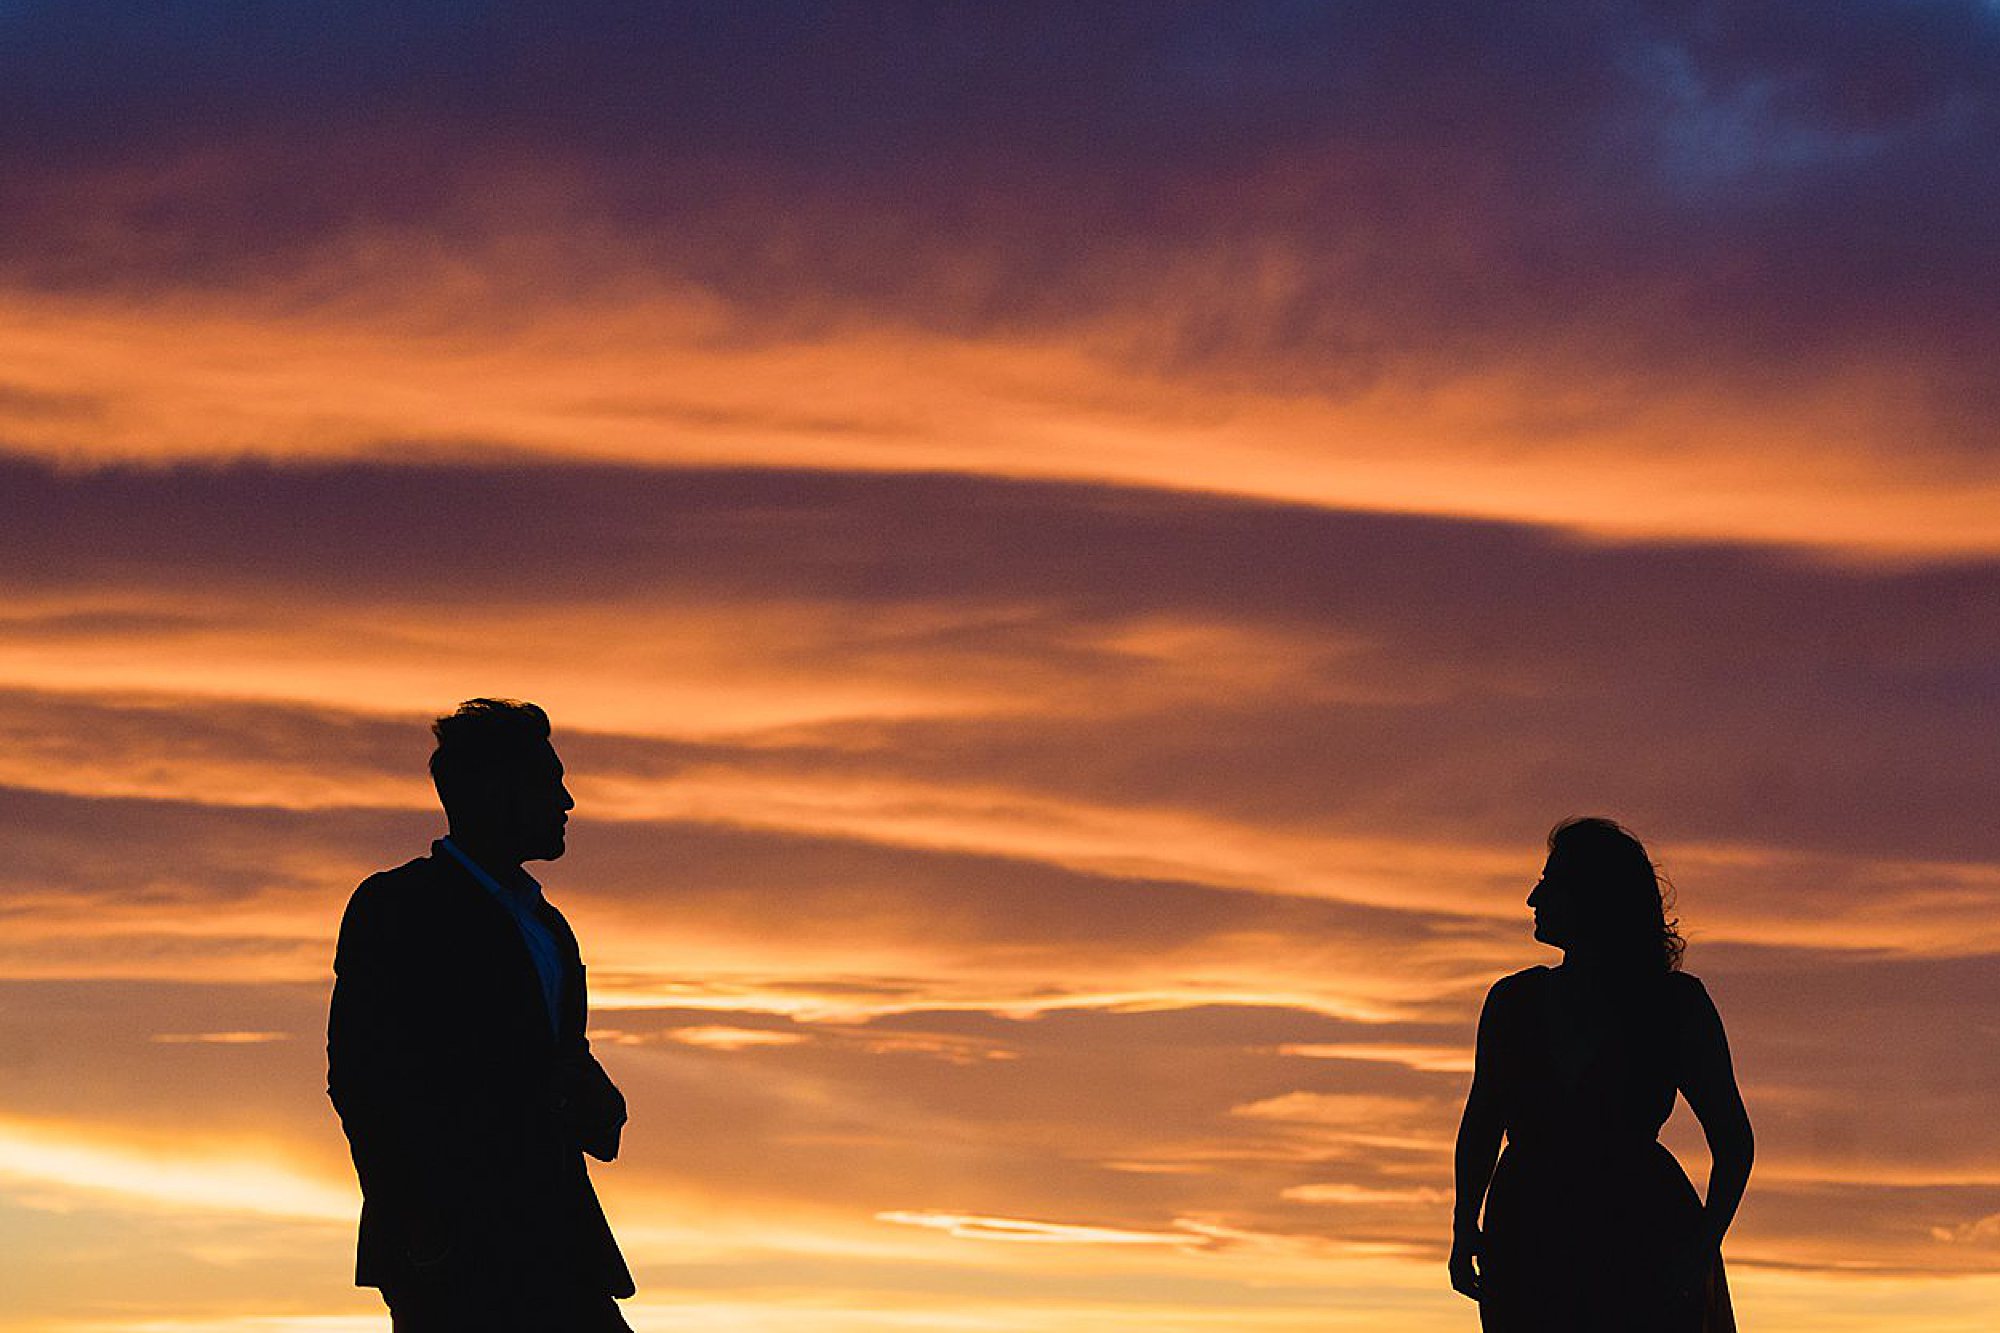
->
<box><xmin>327</xmin><ymin>876</ymin><xmax>460</xmax><ymax>1260</ymax></box>
<box><xmin>547</xmin><ymin>911</ymin><xmax>625</xmax><ymax>1162</ymax></box>
<box><xmin>554</xmin><ymin>959</ymin><xmax>625</xmax><ymax>1161</ymax></box>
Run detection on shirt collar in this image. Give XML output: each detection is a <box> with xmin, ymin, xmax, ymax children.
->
<box><xmin>437</xmin><ymin>837</ymin><xmax>542</xmax><ymax>902</ymax></box>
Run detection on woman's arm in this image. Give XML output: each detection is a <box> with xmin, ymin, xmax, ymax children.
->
<box><xmin>1676</xmin><ymin>975</ymin><xmax>1755</xmax><ymax>1260</ymax></box>
<box><xmin>1450</xmin><ymin>980</ymin><xmax>1509</xmax><ymax>1300</ymax></box>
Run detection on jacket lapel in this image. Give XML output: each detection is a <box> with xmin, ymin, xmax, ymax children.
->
<box><xmin>429</xmin><ymin>850</ymin><xmax>556</xmax><ymax>1051</ymax></box>
<box><xmin>531</xmin><ymin>896</ymin><xmax>584</xmax><ymax>1042</ymax></box>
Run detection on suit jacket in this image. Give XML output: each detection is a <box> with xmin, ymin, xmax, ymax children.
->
<box><xmin>327</xmin><ymin>848</ymin><xmax>634</xmax><ymax>1299</ymax></box>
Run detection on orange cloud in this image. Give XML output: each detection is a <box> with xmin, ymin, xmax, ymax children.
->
<box><xmin>875</xmin><ymin>1210</ymin><xmax>1211</xmax><ymax>1248</ymax></box>
<box><xmin>4</xmin><ymin>274</ymin><xmax>2000</xmax><ymax>554</ymax></box>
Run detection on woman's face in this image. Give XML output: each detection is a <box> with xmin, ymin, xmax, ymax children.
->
<box><xmin>1527</xmin><ymin>853</ymin><xmax>1580</xmax><ymax>949</ymax></box>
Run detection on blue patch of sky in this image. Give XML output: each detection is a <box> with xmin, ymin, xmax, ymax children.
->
<box><xmin>1631</xmin><ymin>41</ymin><xmax>1900</xmax><ymax>204</ymax></box>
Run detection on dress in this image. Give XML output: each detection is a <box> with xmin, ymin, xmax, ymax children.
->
<box><xmin>1478</xmin><ymin>966</ymin><xmax>1734</xmax><ymax>1333</ymax></box>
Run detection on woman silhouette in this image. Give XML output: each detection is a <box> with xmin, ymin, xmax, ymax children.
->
<box><xmin>1449</xmin><ymin>817</ymin><xmax>1753</xmax><ymax>1332</ymax></box>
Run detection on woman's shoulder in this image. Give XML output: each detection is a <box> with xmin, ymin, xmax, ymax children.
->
<box><xmin>1662</xmin><ymin>968</ymin><xmax>1711</xmax><ymax>998</ymax></box>
<box><xmin>1661</xmin><ymin>969</ymin><xmax>1724</xmax><ymax>1027</ymax></box>
<box><xmin>1484</xmin><ymin>965</ymin><xmax>1552</xmax><ymax>1008</ymax></box>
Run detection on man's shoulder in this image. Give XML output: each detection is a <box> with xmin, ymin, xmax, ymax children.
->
<box><xmin>335</xmin><ymin>853</ymin><xmax>477</xmax><ymax>971</ymax></box>
<box><xmin>351</xmin><ymin>852</ymin><xmax>440</xmax><ymax>900</ymax></box>
<box><xmin>340</xmin><ymin>853</ymin><xmax>457</xmax><ymax>930</ymax></box>
<box><xmin>366</xmin><ymin>853</ymin><xmax>445</xmax><ymax>888</ymax></box>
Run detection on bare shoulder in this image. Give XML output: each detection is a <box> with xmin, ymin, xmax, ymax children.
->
<box><xmin>1664</xmin><ymin>969</ymin><xmax>1725</xmax><ymax>1030</ymax></box>
<box><xmin>1664</xmin><ymin>969</ymin><xmax>1713</xmax><ymax>1002</ymax></box>
<box><xmin>1484</xmin><ymin>966</ymin><xmax>1549</xmax><ymax>1014</ymax></box>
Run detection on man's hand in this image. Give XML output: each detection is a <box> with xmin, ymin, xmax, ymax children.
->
<box><xmin>554</xmin><ymin>1053</ymin><xmax>627</xmax><ymax>1161</ymax></box>
<box><xmin>1448</xmin><ymin>1228</ymin><xmax>1483</xmax><ymax>1301</ymax></box>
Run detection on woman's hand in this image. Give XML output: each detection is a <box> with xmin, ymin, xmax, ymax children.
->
<box><xmin>1666</xmin><ymin>1227</ymin><xmax>1720</xmax><ymax>1309</ymax></box>
<box><xmin>1448</xmin><ymin>1227</ymin><xmax>1483</xmax><ymax>1301</ymax></box>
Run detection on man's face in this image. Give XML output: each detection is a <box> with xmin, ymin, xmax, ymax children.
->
<box><xmin>498</xmin><ymin>740</ymin><xmax>574</xmax><ymax>862</ymax></box>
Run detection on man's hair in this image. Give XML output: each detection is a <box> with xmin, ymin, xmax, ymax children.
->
<box><xmin>430</xmin><ymin>698</ymin><xmax>552</xmax><ymax>816</ymax></box>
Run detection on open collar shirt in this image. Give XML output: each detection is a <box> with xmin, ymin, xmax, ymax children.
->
<box><xmin>437</xmin><ymin>837</ymin><xmax>563</xmax><ymax>1033</ymax></box>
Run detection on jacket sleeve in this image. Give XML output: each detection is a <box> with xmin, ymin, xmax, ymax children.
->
<box><xmin>551</xmin><ymin>917</ymin><xmax>625</xmax><ymax>1162</ymax></box>
<box><xmin>326</xmin><ymin>874</ymin><xmax>462</xmax><ymax>1223</ymax></box>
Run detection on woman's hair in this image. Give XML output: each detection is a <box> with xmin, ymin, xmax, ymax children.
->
<box><xmin>1546</xmin><ymin>816</ymin><xmax>1685</xmax><ymax>972</ymax></box>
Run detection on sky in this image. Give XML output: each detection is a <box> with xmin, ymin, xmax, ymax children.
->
<box><xmin>2</xmin><ymin>2</ymin><xmax>1999</xmax><ymax>1329</ymax></box>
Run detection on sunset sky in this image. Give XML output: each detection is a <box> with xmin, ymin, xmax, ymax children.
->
<box><xmin>3</xmin><ymin>4</ymin><xmax>1999</xmax><ymax>1330</ymax></box>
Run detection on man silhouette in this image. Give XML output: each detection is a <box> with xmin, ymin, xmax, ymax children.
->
<box><xmin>328</xmin><ymin>699</ymin><xmax>633</xmax><ymax>1331</ymax></box>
